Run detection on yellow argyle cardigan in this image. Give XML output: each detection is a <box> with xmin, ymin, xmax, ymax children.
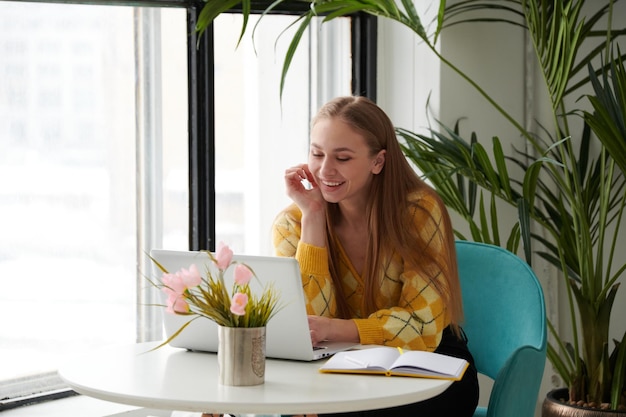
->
<box><xmin>272</xmin><ymin>190</ymin><xmax>450</xmax><ymax>351</ymax></box>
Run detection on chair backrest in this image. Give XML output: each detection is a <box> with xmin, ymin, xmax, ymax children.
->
<box><xmin>455</xmin><ymin>240</ymin><xmax>547</xmax><ymax>417</ymax></box>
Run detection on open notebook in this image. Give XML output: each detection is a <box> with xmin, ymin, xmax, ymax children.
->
<box><xmin>149</xmin><ymin>249</ymin><xmax>358</xmax><ymax>361</ymax></box>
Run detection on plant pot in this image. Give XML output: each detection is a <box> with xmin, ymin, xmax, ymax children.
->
<box><xmin>217</xmin><ymin>326</ymin><xmax>266</xmax><ymax>386</ymax></box>
<box><xmin>543</xmin><ymin>388</ymin><xmax>626</xmax><ymax>417</ymax></box>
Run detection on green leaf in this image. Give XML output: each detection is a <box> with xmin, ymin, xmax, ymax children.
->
<box><xmin>478</xmin><ymin>194</ymin><xmax>492</xmax><ymax>244</ymax></box>
<box><xmin>522</xmin><ymin>158</ymin><xmax>543</xmax><ymax>210</ymax></box>
<box><xmin>144</xmin><ymin>317</ymin><xmax>199</xmax><ymax>352</ymax></box>
<box><xmin>279</xmin><ymin>13</ymin><xmax>312</xmax><ymax>99</ymax></box>
<box><xmin>584</xmin><ymin>50</ymin><xmax>626</xmax><ymax>176</ymax></box>
<box><xmin>471</xmin><ymin>142</ymin><xmax>499</xmax><ymax>189</ymax></box>
<box><xmin>489</xmin><ymin>193</ymin><xmax>500</xmax><ymax>247</ymax></box>
<box><xmin>611</xmin><ymin>331</ymin><xmax>626</xmax><ymax>409</ymax></box>
<box><xmin>493</xmin><ymin>137</ymin><xmax>512</xmax><ymax>199</ymax></box>
<box><xmin>196</xmin><ymin>0</ymin><xmax>244</xmax><ymax>41</ymax></box>
<box><xmin>505</xmin><ymin>221</ymin><xmax>521</xmax><ymax>254</ymax></box>
<box><xmin>517</xmin><ymin>198</ymin><xmax>532</xmax><ymax>266</ymax></box>
<box><xmin>433</xmin><ymin>0</ymin><xmax>446</xmax><ymax>43</ymax></box>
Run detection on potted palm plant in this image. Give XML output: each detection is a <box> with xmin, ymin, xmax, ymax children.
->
<box><xmin>397</xmin><ymin>1</ymin><xmax>626</xmax><ymax>413</ymax></box>
<box><xmin>193</xmin><ymin>0</ymin><xmax>626</xmax><ymax>412</ymax></box>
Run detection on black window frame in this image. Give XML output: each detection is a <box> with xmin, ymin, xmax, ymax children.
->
<box><xmin>186</xmin><ymin>5</ymin><xmax>377</xmax><ymax>252</ymax></box>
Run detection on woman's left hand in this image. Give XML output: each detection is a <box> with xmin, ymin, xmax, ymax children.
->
<box><xmin>307</xmin><ymin>315</ymin><xmax>332</xmax><ymax>345</ymax></box>
<box><xmin>308</xmin><ymin>316</ymin><xmax>359</xmax><ymax>346</ymax></box>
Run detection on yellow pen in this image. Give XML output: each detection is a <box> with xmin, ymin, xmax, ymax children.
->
<box><xmin>397</xmin><ymin>347</ymin><xmax>404</xmax><ymax>355</ymax></box>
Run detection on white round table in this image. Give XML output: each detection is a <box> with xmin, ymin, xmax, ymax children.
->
<box><xmin>58</xmin><ymin>342</ymin><xmax>452</xmax><ymax>415</ymax></box>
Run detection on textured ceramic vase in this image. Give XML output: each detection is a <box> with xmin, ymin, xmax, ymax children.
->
<box><xmin>543</xmin><ymin>389</ymin><xmax>626</xmax><ymax>417</ymax></box>
<box><xmin>217</xmin><ymin>326</ymin><xmax>266</xmax><ymax>386</ymax></box>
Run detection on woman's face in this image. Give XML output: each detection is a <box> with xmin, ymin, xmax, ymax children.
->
<box><xmin>309</xmin><ymin>117</ymin><xmax>385</xmax><ymax>205</ymax></box>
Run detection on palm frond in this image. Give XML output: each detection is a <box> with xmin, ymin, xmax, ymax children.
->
<box><xmin>585</xmin><ymin>49</ymin><xmax>626</xmax><ymax>175</ymax></box>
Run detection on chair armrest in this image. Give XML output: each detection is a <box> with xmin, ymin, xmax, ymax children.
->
<box><xmin>486</xmin><ymin>345</ymin><xmax>547</xmax><ymax>417</ymax></box>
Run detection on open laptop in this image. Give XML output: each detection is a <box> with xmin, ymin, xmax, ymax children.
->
<box><xmin>149</xmin><ymin>249</ymin><xmax>358</xmax><ymax>361</ymax></box>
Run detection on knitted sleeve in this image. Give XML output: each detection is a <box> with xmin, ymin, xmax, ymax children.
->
<box><xmin>353</xmin><ymin>195</ymin><xmax>451</xmax><ymax>352</ymax></box>
<box><xmin>272</xmin><ymin>204</ymin><xmax>337</xmax><ymax>317</ymax></box>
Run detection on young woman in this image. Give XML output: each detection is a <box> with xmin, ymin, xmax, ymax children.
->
<box><xmin>272</xmin><ymin>96</ymin><xmax>479</xmax><ymax>417</ymax></box>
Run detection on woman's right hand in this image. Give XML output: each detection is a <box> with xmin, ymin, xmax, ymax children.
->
<box><xmin>284</xmin><ymin>164</ymin><xmax>325</xmax><ymax>215</ymax></box>
<box><xmin>284</xmin><ymin>164</ymin><xmax>327</xmax><ymax>247</ymax></box>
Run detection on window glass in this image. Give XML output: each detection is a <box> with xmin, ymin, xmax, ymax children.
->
<box><xmin>214</xmin><ymin>14</ymin><xmax>351</xmax><ymax>254</ymax></box>
<box><xmin>0</xmin><ymin>1</ymin><xmax>188</xmax><ymax>397</ymax></box>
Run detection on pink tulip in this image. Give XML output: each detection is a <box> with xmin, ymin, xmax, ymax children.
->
<box><xmin>162</xmin><ymin>272</ymin><xmax>186</xmax><ymax>295</ymax></box>
<box><xmin>230</xmin><ymin>292</ymin><xmax>248</xmax><ymax>316</ymax></box>
<box><xmin>162</xmin><ymin>264</ymin><xmax>201</xmax><ymax>295</ymax></box>
<box><xmin>180</xmin><ymin>264</ymin><xmax>202</xmax><ymax>288</ymax></box>
<box><xmin>165</xmin><ymin>291</ymin><xmax>189</xmax><ymax>313</ymax></box>
<box><xmin>215</xmin><ymin>241</ymin><xmax>233</xmax><ymax>270</ymax></box>
<box><xmin>233</xmin><ymin>264</ymin><xmax>253</xmax><ymax>286</ymax></box>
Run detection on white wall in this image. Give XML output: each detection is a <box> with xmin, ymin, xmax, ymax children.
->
<box><xmin>377</xmin><ymin>3</ymin><xmax>626</xmax><ymax>417</ymax></box>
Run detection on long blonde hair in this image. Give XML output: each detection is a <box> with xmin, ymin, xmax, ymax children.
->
<box><xmin>313</xmin><ymin>96</ymin><xmax>464</xmax><ymax>335</ymax></box>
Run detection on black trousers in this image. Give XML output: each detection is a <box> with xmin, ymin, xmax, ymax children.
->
<box><xmin>317</xmin><ymin>327</ymin><xmax>480</xmax><ymax>417</ymax></box>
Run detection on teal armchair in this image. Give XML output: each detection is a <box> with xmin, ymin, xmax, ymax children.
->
<box><xmin>456</xmin><ymin>241</ymin><xmax>547</xmax><ymax>417</ymax></box>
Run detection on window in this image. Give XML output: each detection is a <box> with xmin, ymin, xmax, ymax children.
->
<box><xmin>212</xmin><ymin>13</ymin><xmax>351</xmax><ymax>254</ymax></box>
<box><xmin>0</xmin><ymin>0</ymin><xmax>355</xmax><ymax>406</ymax></box>
<box><xmin>0</xmin><ymin>1</ymin><xmax>188</xmax><ymax>402</ymax></box>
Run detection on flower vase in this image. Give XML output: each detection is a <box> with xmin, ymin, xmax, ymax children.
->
<box><xmin>217</xmin><ymin>326</ymin><xmax>266</xmax><ymax>386</ymax></box>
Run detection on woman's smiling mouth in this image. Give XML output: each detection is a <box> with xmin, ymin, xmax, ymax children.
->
<box><xmin>321</xmin><ymin>180</ymin><xmax>344</xmax><ymax>187</ymax></box>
